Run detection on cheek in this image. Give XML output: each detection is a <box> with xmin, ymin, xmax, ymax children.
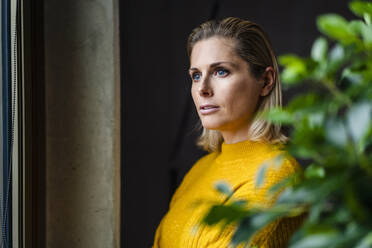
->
<box><xmin>223</xmin><ymin>80</ymin><xmax>260</xmax><ymax>113</ymax></box>
<box><xmin>191</xmin><ymin>85</ymin><xmax>199</xmax><ymax>106</ymax></box>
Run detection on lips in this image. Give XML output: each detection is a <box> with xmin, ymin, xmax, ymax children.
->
<box><xmin>199</xmin><ymin>104</ymin><xmax>220</xmax><ymax>115</ymax></box>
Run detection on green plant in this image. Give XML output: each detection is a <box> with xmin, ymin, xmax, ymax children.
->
<box><xmin>199</xmin><ymin>1</ymin><xmax>372</xmax><ymax>247</ymax></box>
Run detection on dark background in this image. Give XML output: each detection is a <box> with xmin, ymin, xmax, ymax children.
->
<box><xmin>120</xmin><ymin>1</ymin><xmax>353</xmax><ymax>247</ymax></box>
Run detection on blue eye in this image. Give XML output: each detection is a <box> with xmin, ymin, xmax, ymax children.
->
<box><xmin>216</xmin><ymin>68</ymin><xmax>229</xmax><ymax>77</ymax></box>
<box><xmin>192</xmin><ymin>73</ymin><xmax>201</xmax><ymax>81</ymax></box>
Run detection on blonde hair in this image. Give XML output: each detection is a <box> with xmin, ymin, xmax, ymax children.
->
<box><xmin>187</xmin><ymin>17</ymin><xmax>288</xmax><ymax>152</ymax></box>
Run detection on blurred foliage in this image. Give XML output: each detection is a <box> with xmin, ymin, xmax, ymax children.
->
<box><xmin>199</xmin><ymin>1</ymin><xmax>372</xmax><ymax>247</ymax></box>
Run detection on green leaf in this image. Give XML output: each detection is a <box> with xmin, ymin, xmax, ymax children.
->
<box><xmin>272</xmin><ymin>154</ymin><xmax>285</xmax><ymax>170</ymax></box>
<box><xmin>311</xmin><ymin>37</ymin><xmax>328</xmax><ymax>62</ymax></box>
<box><xmin>214</xmin><ymin>181</ymin><xmax>233</xmax><ymax>196</ymax></box>
<box><xmin>201</xmin><ymin>204</ymin><xmax>247</xmax><ymax>226</ymax></box>
<box><xmin>349</xmin><ymin>1</ymin><xmax>372</xmax><ymax>20</ymax></box>
<box><xmin>231</xmin><ymin>199</ymin><xmax>247</xmax><ymax>207</ymax></box>
<box><xmin>268</xmin><ymin>177</ymin><xmax>291</xmax><ymax>195</ymax></box>
<box><xmin>231</xmin><ymin>218</ymin><xmax>256</xmax><ymax>246</ymax></box>
<box><xmin>341</xmin><ymin>67</ymin><xmax>363</xmax><ymax>85</ymax></box>
<box><xmin>282</xmin><ymin>67</ymin><xmax>301</xmax><ymax>84</ymax></box>
<box><xmin>290</xmin><ymin>233</ymin><xmax>340</xmax><ymax>248</ymax></box>
<box><xmin>325</xmin><ymin>118</ymin><xmax>348</xmax><ymax>147</ymax></box>
<box><xmin>255</xmin><ymin>163</ymin><xmax>268</xmax><ymax>188</ymax></box>
<box><xmin>263</xmin><ymin>108</ymin><xmax>294</xmax><ymax>124</ymax></box>
<box><xmin>230</xmin><ymin>211</ymin><xmax>285</xmax><ymax>247</ymax></box>
<box><xmin>317</xmin><ymin>14</ymin><xmax>357</xmax><ymax>45</ymax></box>
<box><xmin>251</xmin><ymin>211</ymin><xmax>285</xmax><ymax>228</ymax></box>
<box><xmin>305</xmin><ymin>164</ymin><xmax>326</xmax><ymax>179</ymax></box>
<box><xmin>308</xmin><ymin>112</ymin><xmax>325</xmax><ymax>128</ymax></box>
<box><xmin>307</xmin><ymin>202</ymin><xmax>324</xmax><ymax>223</ymax></box>
<box><xmin>355</xmin><ymin>232</ymin><xmax>372</xmax><ymax>248</ymax></box>
<box><xmin>360</xmin><ymin>22</ymin><xmax>372</xmax><ymax>48</ymax></box>
<box><xmin>364</xmin><ymin>13</ymin><xmax>371</xmax><ymax>25</ymax></box>
<box><xmin>346</xmin><ymin>102</ymin><xmax>372</xmax><ymax>144</ymax></box>
<box><xmin>328</xmin><ymin>44</ymin><xmax>345</xmax><ymax>73</ymax></box>
<box><xmin>287</xmin><ymin>93</ymin><xmax>323</xmax><ymax>111</ymax></box>
<box><xmin>349</xmin><ymin>20</ymin><xmax>372</xmax><ymax>49</ymax></box>
<box><xmin>276</xmin><ymin>187</ymin><xmax>314</xmax><ymax>205</ymax></box>
<box><xmin>345</xmin><ymin>183</ymin><xmax>369</xmax><ymax>220</ymax></box>
<box><xmin>279</xmin><ymin>55</ymin><xmax>309</xmax><ymax>84</ymax></box>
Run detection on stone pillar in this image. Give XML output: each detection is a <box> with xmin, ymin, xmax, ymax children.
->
<box><xmin>44</xmin><ymin>0</ymin><xmax>120</xmax><ymax>247</ymax></box>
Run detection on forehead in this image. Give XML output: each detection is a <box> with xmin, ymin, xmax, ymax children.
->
<box><xmin>190</xmin><ymin>37</ymin><xmax>240</xmax><ymax>68</ymax></box>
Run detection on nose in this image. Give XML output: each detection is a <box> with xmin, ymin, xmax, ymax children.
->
<box><xmin>199</xmin><ymin>78</ymin><xmax>213</xmax><ymax>97</ymax></box>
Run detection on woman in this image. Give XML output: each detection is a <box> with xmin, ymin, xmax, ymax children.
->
<box><xmin>153</xmin><ymin>17</ymin><xmax>305</xmax><ymax>248</ymax></box>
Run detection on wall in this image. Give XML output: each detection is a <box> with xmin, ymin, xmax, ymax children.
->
<box><xmin>44</xmin><ymin>0</ymin><xmax>120</xmax><ymax>247</ymax></box>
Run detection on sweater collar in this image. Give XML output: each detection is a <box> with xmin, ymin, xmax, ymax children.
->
<box><xmin>217</xmin><ymin>139</ymin><xmax>271</xmax><ymax>162</ymax></box>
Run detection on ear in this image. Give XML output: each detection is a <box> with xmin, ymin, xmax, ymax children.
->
<box><xmin>260</xmin><ymin>66</ymin><xmax>275</xmax><ymax>97</ymax></box>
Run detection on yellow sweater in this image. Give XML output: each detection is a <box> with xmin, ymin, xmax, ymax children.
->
<box><xmin>153</xmin><ymin>139</ymin><xmax>305</xmax><ymax>248</ymax></box>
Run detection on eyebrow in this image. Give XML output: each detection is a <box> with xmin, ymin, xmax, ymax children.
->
<box><xmin>189</xmin><ymin>61</ymin><xmax>239</xmax><ymax>71</ymax></box>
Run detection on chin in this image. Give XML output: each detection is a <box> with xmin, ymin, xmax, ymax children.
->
<box><xmin>200</xmin><ymin>119</ymin><xmax>226</xmax><ymax>131</ymax></box>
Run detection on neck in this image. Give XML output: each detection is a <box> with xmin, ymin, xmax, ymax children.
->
<box><xmin>217</xmin><ymin>137</ymin><xmax>270</xmax><ymax>162</ymax></box>
<box><xmin>220</xmin><ymin>125</ymin><xmax>251</xmax><ymax>144</ymax></box>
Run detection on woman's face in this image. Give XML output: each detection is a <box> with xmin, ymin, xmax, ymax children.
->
<box><xmin>189</xmin><ymin>37</ymin><xmax>266</xmax><ymax>136</ymax></box>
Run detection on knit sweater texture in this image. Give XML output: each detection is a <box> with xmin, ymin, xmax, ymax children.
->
<box><xmin>153</xmin><ymin>139</ymin><xmax>305</xmax><ymax>248</ymax></box>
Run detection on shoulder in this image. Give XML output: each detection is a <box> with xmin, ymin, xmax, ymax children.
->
<box><xmin>260</xmin><ymin>145</ymin><xmax>302</xmax><ymax>184</ymax></box>
<box><xmin>241</xmin><ymin>142</ymin><xmax>301</xmax><ymax>182</ymax></box>
<box><xmin>183</xmin><ymin>151</ymin><xmax>219</xmax><ymax>182</ymax></box>
<box><xmin>232</xmin><ymin>145</ymin><xmax>302</xmax><ymax>207</ymax></box>
<box><xmin>253</xmin><ymin>150</ymin><xmax>302</xmax><ymax>206</ymax></box>
<box><xmin>194</xmin><ymin>151</ymin><xmax>219</xmax><ymax>167</ymax></box>
<box><xmin>259</xmin><ymin>141</ymin><xmax>301</xmax><ymax>172</ymax></box>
